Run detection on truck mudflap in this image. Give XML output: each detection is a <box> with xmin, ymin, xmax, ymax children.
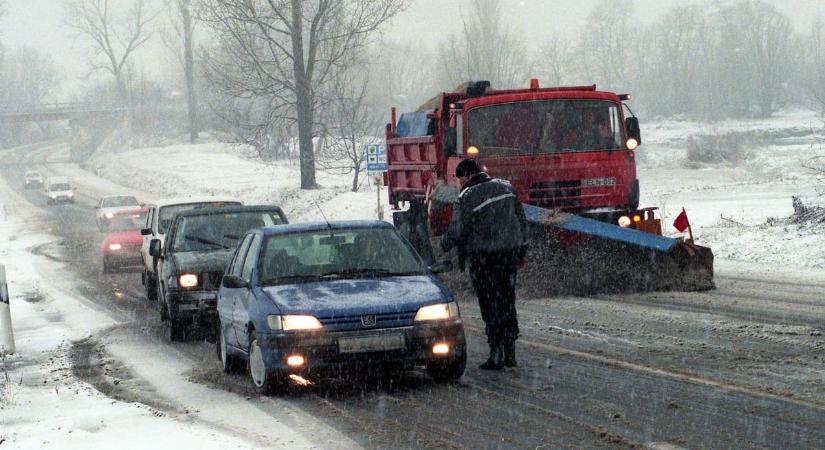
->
<box><xmin>519</xmin><ymin>204</ymin><xmax>714</xmax><ymax>296</ymax></box>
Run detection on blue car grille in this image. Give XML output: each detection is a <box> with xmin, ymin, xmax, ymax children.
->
<box><xmin>318</xmin><ymin>311</ymin><xmax>416</xmax><ymax>331</ymax></box>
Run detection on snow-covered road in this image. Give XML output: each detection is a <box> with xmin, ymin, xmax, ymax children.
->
<box><xmin>2</xmin><ymin>131</ymin><xmax>825</xmax><ymax>448</ymax></box>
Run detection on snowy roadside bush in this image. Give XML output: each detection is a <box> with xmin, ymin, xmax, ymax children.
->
<box><xmin>685</xmin><ymin>132</ymin><xmax>752</xmax><ymax>166</ymax></box>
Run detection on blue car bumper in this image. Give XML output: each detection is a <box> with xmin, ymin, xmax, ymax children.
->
<box><xmin>257</xmin><ymin>319</ymin><xmax>466</xmax><ymax>376</ymax></box>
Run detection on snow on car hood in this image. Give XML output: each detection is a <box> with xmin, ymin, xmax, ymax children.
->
<box><xmin>171</xmin><ymin>250</ymin><xmax>234</xmax><ymax>273</ymax></box>
<box><xmin>261</xmin><ymin>275</ymin><xmax>450</xmax><ymax>317</ymax></box>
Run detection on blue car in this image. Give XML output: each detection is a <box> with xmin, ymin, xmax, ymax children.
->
<box><xmin>216</xmin><ymin>220</ymin><xmax>466</xmax><ymax>394</ymax></box>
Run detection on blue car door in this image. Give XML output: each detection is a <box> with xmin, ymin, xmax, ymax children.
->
<box><xmin>233</xmin><ymin>234</ymin><xmax>262</xmax><ymax>352</ymax></box>
<box><xmin>222</xmin><ymin>234</ymin><xmax>253</xmax><ymax>350</ymax></box>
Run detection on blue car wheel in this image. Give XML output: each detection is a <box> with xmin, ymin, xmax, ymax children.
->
<box><xmin>217</xmin><ymin>323</ymin><xmax>243</xmax><ymax>374</ymax></box>
<box><xmin>248</xmin><ymin>338</ymin><xmax>286</xmax><ymax>395</ymax></box>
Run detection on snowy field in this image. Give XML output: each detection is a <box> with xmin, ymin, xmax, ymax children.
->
<box><xmin>42</xmin><ymin>108</ymin><xmax>825</xmax><ymax>270</ymax></box>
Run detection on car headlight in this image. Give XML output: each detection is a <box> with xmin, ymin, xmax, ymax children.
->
<box><xmin>267</xmin><ymin>315</ymin><xmax>323</xmax><ymax>331</ymax></box>
<box><xmin>67</xmin><ymin>192</ymin><xmax>74</xmax><ymax>197</ymax></box>
<box><xmin>105</xmin><ymin>212</ymin><xmax>114</xmax><ymax>219</ymax></box>
<box><xmin>178</xmin><ymin>273</ymin><xmax>198</xmax><ymax>288</ymax></box>
<box><xmin>108</xmin><ymin>243</ymin><xmax>122</xmax><ymax>251</ymax></box>
<box><xmin>414</xmin><ymin>302</ymin><xmax>459</xmax><ymax>322</ymax></box>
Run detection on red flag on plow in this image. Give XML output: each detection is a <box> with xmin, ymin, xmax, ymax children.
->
<box><xmin>673</xmin><ymin>207</ymin><xmax>694</xmax><ymax>241</ymax></box>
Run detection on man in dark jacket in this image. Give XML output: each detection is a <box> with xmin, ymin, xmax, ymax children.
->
<box><xmin>441</xmin><ymin>158</ymin><xmax>528</xmax><ymax>370</ymax></box>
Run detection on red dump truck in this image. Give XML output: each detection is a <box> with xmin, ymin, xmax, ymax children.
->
<box><xmin>385</xmin><ymin>80</ymin><xmax>713</xmax><ymax>295</ymax></box>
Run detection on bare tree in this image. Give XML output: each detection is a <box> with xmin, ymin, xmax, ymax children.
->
<box><xmin>577</xmin><ymin>0</ymin><xmax>635</xmax><ymax>90</ymax></box>
<box><xmin>437</xmin><ymin>0</ymin><xmax>531</xmax><ymax>89</ymax></box>
<box><xmin>199</xmin><ymin>0</ymin><xmax>406</xmax><ymax>189</ymax></box>
<box><xmin>317</xmin><ymin>69</ymin><xmax>382</xmax><ymax>192</ymax></box>
<box><xmin>160</xmin><ymin>0</ymin><xmax>199</xmax><ymax>142</ymax></box>
<box><xmin>719</xmin><ymin>0</ymin><xmax>794</xmax><ymax>117</ymax></box>
<box><xmin>537</xmin><ymin>34</ymin><xmax>575</xmax><ymax>87</ymax></box>
<box><xmin>64</xmin><ymin>0</ymin><xmax>158</xmax><ymax>104</ymax></box>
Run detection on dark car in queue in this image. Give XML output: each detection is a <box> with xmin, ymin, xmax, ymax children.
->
<box><xmin>101</xmin><ymin>207</ymin><xmax>148</xmax><ymax>273</ymax></box>
<box><xmin>150</xmin><ymin>205</ymin><xmax>288</xmax><ymax>341</ymax></box>
<box><xmin>216</xmin><ymin>220</ymin><xmax>465</xmax><ymax>395</ymax></box>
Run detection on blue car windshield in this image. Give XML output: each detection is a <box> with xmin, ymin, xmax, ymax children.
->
<box><xmin>259</xmin><ymin>228</ymin><xmax>425</xmax><ymax>285</ymax></box>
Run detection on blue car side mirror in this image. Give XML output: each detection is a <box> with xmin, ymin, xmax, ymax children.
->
<box><xmin>428</xmin><ymin>260</ymin><xmax>454</xmax><ymax>274</ymax></box>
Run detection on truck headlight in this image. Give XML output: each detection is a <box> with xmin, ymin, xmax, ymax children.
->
<box><xmin>178</xmin><ymin>273</ymin><xmax>198</xmax><ymax>288</ymax></box>
<box><xmin>268</xmin><ymin>315</ymin><xmax>323</xmax><ymax>331</ymax></box>
<box><xmin>618</xmin><ymin>216</ymin><xmax>631</xmax><ymax>228</ymax></box>
<box><xmin>415</xmin><ymin>302</ymin><xmax>459</xmax><ymax>322</ymax></box>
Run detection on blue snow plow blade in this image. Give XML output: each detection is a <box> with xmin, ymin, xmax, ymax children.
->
<box><xmin>522</xmin><ymin>204</ymin><xmax>676</xmax><ymax>252</ymax></box>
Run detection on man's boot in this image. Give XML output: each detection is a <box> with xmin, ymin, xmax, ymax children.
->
<box><xmin>503</xmin><ymin>339</ymin><xmax>518</xmax><ymax>368</ymax></box>
<box><xmin>478</xmin><ymin>343</ymin><xmax>503</xmax><ymax>370</ymax></box>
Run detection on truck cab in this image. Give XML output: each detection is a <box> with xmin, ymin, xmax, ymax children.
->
<box><xmin>386</xmin><ymin>81</ymin><xmax>644</xmax><ymax>236</ymax></box>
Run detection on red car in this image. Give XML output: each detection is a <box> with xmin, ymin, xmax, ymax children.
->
<box><xmin>101</xmin><ymin>208</ymin><xmax>148</xmax><ymax>273</ymax></box>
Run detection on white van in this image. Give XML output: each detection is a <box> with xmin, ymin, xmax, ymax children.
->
<box><xmin>44</xmin><ymin>177</ymin><xmax>76</xmax><ymax>205</ymax></box>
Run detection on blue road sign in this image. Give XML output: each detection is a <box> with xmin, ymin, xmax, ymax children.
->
<box><xmin>365</xmin><ymin>144</ymin><xmax>387</xmax><ymax>172</ymax></box>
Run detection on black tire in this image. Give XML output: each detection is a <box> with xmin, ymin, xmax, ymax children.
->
<box><xmin>102</xmin><ymin>258</ymin><xmax>112</xmax><ymax>274</ymax></box>
<box><xmin>248</xmin><ymin>338</ymin><xmax>286</xmax><ymax>395</ymax></box>
<box><xmin>144</xmin><ymin>271</ymin><xmax>158</xmax><ymax>301</ymax></box>
<box><xmin>217</xmin><ymin>322</ymin><xmax>243</xmax><ymax>373</ymax></box>
<box><xmin>426</xmin><ymin>353</ymin><xmax>467</xmax><ymax>382</ymax></box>
<box><xmin>165</xmin><ymin>317</ymin><xmax>186</xmax><ymax>342</ymax></box>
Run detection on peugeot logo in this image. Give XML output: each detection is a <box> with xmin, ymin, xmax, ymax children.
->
<box><xmin>361</xmin><ymin>314</ymin><xmax>377</xmax><ymax>327</ymax></box>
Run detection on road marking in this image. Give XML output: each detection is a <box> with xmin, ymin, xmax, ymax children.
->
<box><xmin>463</xmin><ymin>323</ymin><xmax>825</xmax><ymax>413</ymax></box>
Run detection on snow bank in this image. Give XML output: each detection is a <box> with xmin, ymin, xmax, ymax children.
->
<box><xmin>87</xmin><ymin>142</ymin><xmax>387</xmax><ymax>223</ymax></box>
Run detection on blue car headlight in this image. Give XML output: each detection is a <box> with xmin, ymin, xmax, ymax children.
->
<box><xmin>414</xmin><ymin>302</ymin><xmax>459</xmax><ymax>322</ymax></box>
<box><xmin>267</xmin><ymin>315</ymin><xmax>323</xmax><ymax>331</ymax></box>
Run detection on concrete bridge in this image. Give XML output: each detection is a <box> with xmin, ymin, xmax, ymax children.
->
<box><xmin>0</xmin><ymin>103</ymin><xmax>127</xmax><ymax>123</ymax></box>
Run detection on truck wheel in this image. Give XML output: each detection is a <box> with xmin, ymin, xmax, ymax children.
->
<box><xmin>248</xmin><ymin>338</ymin><xmax>286</xmax><ymax>395</ymax></box>
<box><xmin>426</xmin><ymin>352</ymin><xmax>466</xmax><ymax>382</ymax></box>
<box><xmin>394</xmin><ymin>202</ymin><xmax>435</xmax><ymax>264</ymax></box>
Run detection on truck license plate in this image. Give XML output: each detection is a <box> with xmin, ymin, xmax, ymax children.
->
<box><xmin>338</xmin><ymin>333</ymin><xmax>405</xmax><ymax>354</ymax></box>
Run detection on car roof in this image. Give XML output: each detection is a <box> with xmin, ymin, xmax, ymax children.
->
<box><xmin>256</xmin><ymin>220</ymin><xmax>392</xmax><ymax>236</ymax></box>
<box><xmin>101</xmin><ymin>194</ymin><xmax>138</xmax><ymax>200</ymax></box>
<box><xmin>173</xmin><ymin>204</ymin><xmax>286</xmax><ymax>219</ymax></box>
<box><xmin>147</xmin><ymin>197</ymin><xmax>242</xmax><ymax>208</ymax></box>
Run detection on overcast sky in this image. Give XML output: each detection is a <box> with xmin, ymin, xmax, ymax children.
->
<box><xmin>1</xmin><ymin>0</ymin><xmax>822</xmax><ymax>100</ymax></box>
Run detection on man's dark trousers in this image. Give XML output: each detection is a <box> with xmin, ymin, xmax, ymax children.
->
<box><xmin>468</xmin><ymin>250</ymin><xmax>519</xmax><ymax>348</ymax></box>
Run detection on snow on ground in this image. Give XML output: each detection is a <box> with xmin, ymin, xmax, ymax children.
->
<box><xmin>43</xmin><ymin>108</ymin><xmax>825</xmax><ymax>270</ymax></box>
<box><xmin>0</xmin><ymin>174</ymin><xmax>346</xmax><ymax>449</ymax></box>
<box><xmin>87</xmin><ymin>143</ymin><xmax>385</xmax><ymax>224</ymax></box>
<box><xmin>0</xmin><ymin>197</ymin><xmax>255</xmax><ymax>448</ymax></box>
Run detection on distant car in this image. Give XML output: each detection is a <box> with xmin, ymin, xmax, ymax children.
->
<box><xmin>151</xmin><ymin>205</ymin><xmax>288</xmax><ymax>341</ymax></box>
<box><xmin>43</xmin><ymin>177</ymin><xmax>75</xmax><ymax>205</ymax></box>
<box><xmin>140</xmin><ymin>197</ymin><xmax>243</xmax><ymax>302</ymax></box>
<box><xmin>96</xmin><ymin>195</ymin><xmax>141</xmax><ymax>231</ymax></box>
<box><xmin>216</xmin><ymin>221</ymin><xmax>466</xmax><ymax>394</ymax></box>
<box><xmin>24</xmin><ymin>170</ymin><xmax>44</xmax><ymax>189</ymax></box>
<box><xmin>101</xmin><ymin>208</ymin><xmax>148</xmax><ymax>273</ymax></box>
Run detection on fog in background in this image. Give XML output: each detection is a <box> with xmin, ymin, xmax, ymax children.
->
<box><xmin>1</xmin><ymin>0</ymin><xmax>824</xmax><ymax>168</ymax></box>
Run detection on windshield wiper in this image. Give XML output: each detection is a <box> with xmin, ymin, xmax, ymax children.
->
<box><xmin>319</xmin><ymin>268</ymin><xmax>421</xmax><ymax>278</ymax></box>
<box><xmin>260</xmin><ymin>274</ymin><xmax>324</xmax><ymax>286</ymax></box>
<box><xmin>183</xmin><ymin>235</ymin><xmax>230</xmax><ymax>249</ymax></box>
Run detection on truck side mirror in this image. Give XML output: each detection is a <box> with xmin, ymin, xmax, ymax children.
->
<box><xmin>149</xmin><ymin>239</ymin><xmax>162</xmax><ymax>259</ymax></box>
<box><xmin>625</xmin><ymin>117</ymin><xmax>641</xmax><ymax>144</ymax></box>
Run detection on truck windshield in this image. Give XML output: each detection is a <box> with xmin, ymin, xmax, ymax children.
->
<box><xmin>467</xmin><ymin>100</ymin><xmax>624</xmax><ymax>155</ymax></box>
